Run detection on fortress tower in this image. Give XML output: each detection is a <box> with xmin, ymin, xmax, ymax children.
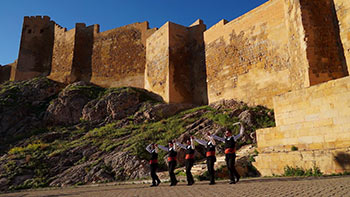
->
<box><xmin>13</xmin><ymin>16</ymin><xmax>55</xmax><ymax>81</ymax></box>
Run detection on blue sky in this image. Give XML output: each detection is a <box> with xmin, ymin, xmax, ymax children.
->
<box><xmin>0</xmin><ymin>0</ymin><xmax>268</xmax><ymax>65</ymax></box>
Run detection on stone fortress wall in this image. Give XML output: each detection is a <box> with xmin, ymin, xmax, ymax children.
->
<box><xmin>1</xmin><ymin>0</ymin><xmax>350</xmax><ymax>175</ymax></box>
<box><xmin>3</xmin><ymin>0</ymin><xmax>347</xmax><ymax>108</ymax></box>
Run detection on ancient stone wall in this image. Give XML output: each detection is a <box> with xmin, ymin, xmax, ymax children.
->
<box><xmin>48</xmin><ymin>25</ymin><xmax>75</xmax><ymax>83</ymax></box>
<box><xmin>300</xmin><ymin>0</ymin><xmax>348</xmax><ymax>85</ymax></box>
<box><xmin>0</xmin><ymin>65</ymin><xmax>11</xmax><ymax>83</ymax></box>
<box><xmin>90</xmin><ymin>22</ymin><xmax>156</xmax><ymax>88</ymax></box>
<box><xmin>205</xmin><ymin>0</ymin><xmax>296</xmax><ymax>108</ymax></box>
<box><xmin>145</xmin><ymin>22</ymin><xmax>170</xmax><ymax>102</ymax></box>
<box><xmin>145</xmin><ymin>20</ymin><xmax>207</xmax><ymax>104</ymax></box>
<box><xmin>334</xmin><ymin>0</ymin><xmax>350</xmax><ymax>72</ymax></box>
<box><xmin>71</xmin><ymin>24</ymin><xmax>96</xmax><ymax>82</ymax></box>
<box><xmin>254</xmin><ymin>76</ymin><xmax>350</xmax><ymax>175</ymax></box>
<box><xmin>14</xmin><ymin>16</ymin><xmax>55</xmax><ymax>81</ymax></box>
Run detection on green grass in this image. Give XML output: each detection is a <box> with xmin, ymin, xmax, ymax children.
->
<box><xmin>283</xmin><ymin>165</ymin><xmax>323</xmax><ymax>177</ymax></box>
<box><xmin>1</xmin><ymin>80</ymin><xmax>276</xmax><ymax>190</ymax></box>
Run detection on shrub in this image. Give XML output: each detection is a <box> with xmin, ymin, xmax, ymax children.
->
<box><xmin>283</xmin><ymin>165</ymin><xmax>323</xmax><ymax>177</ymax></box>
<box><xmin>291</xmin><ymin>145</ymin><xmax>298</xmax><ymax>151</ymax></box>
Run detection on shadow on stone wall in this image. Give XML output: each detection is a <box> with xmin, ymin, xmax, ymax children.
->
<box><xmin>334</xmin><ymin>152</ymin><xmax>350</xmax><ymax>170</ymax></box>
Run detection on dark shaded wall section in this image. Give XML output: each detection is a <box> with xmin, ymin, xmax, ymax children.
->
<box><xmin>168</xmin><ymin>20</ymin><xmax>208</xmax><ymax>105</ymax></box>
<box><xmin>300</xmin><ymin>0</ymin><xmax>349</xmax><ymax>85</ymax></box>
<box><xmin>0</xmin><ymin>65</ymin><xmax>11</xmax><ymax>83</ymax></box>
<box><xmin>14</xmin><ymin>16</ymin><xmax>54</xmax><ymax>81</ymax></box>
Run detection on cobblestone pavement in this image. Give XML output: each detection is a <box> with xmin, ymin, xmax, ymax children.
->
<box><xmin>1</xmin><ymin>176</ymin><xmax>350</xmax><ymax>197</ymax></box>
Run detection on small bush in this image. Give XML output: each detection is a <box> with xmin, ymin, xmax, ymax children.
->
<box><xmin>291</xmin><ymin>145</ymin><xmax>298</xmax><ymax>151</ymax></box>
<box><xmin>283</xmin><ymin>165</ymin><xmax>323</xmax><ymax>177</ymax></box>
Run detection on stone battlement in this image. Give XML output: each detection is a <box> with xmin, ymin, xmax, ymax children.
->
<box><xmin>2</xmin><ymin>0</ymin><xmax>350</xmax><ymax>107</ymax></box>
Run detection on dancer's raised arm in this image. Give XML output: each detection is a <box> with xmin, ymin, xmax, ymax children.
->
<box><xmin>157</xmin><ymin>144</ymin><xmax>169</xmax><ymax>152</ymax></box>
<box><xmin>194</xmin><ymin>138</ymin><xmax>208</xmax><ymax>147</ymax></box>
<box><xmin>233</xmin><ymin>122</ymin><xmax>245</xmax><ymax>141</ymax></box>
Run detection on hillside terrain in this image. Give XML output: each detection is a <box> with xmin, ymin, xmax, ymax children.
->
<box><xmin>0</xmin><ymin>78</ymin><xmax>275</xmax><ymax>191</ymax></box>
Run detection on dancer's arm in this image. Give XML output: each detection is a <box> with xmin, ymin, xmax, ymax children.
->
<box><xmin>233</xmin><ymin>122</ymin><xmax>245</xmax><ymax>141</ymax></box>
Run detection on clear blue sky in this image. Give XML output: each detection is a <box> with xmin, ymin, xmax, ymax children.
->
<box><xmin>0</xmin><ymin>0</ymin><xmax>268</xmax><ymax>65</ymax></box>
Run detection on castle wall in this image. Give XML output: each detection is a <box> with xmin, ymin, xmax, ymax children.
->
<box><xmin>145</xmin><ymin>21</ymin><xmax>207</xmax><ymax>104</ymax></box>
<box><xmin>90</xmin><ymin>22</ymin><xmax>156</xmax><ymax>88</ymax></box>
<box><xmin>145</xmin><ymin>23</ymin><xmax>170</xmax><ymax>101</ymax></box>
<box><xmin>14</xmin><ymin>16</ymin><xmax>54</xmax><ymax>81</ymax></box>
<box><xmin>254</xmin><ymin>76</ymin><xmax>350</xmax><ymax>175</ymax></box>
<box><xmin>71</xmin><ymin>24</ymin><xmax>96</xmax><ymax>82</ymax></box>
<box><xmin>300</xmin><ymin>0</ymin><xmax>348</xmax><ymax>85</ymax></box>
<box><xmin>334</xmin><ymin>0</ymin><xmax>350</xmax><ymax>72</ymax></box>
<box><xmin>168</xmin><ymin>20</ymin><xmax>207</xmax><ymax>104</ymax></box>
<box><xmin>205</xmin><ymin>0</ymin><xmax>297</xmax><ymax>108</ymax></box>
<box><xmin>168</xmin><ymin>22</ymin><xmax>192</xmax><ymax>103</ymax></box>
<box><xmin>48</xmin><ymin>25</ymin><xmax>75</xmax><ymax>83</ymax></box>
<box><xmin>0</xmin><ymin>65</ymin><xmax>11</xmax><ymax>83</ymax></box>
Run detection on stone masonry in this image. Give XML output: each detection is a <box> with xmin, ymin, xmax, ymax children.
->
<box><xmin>1</xmin><ymin>0</ymin><xmax>350</xmax><ymax>175</ymax></box>
<box><xmin>2</xmin><ymin>0</ymin><xmax>349</xmax><ymax>107</ymax></box>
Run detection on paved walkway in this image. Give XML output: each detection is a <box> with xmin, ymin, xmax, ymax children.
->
<box><xmin>1</xmin><ymin>176</ymin><xmax>350</xmax><ymax>197</ymax></box>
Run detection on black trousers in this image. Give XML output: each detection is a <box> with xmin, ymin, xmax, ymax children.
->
<box><xmin>207</xmin><ymin>156</ymin><xmax>216</xmax><ymax>183</ymax></box>
<box><xmin>168</xmin><ymin>161</ymin><xmax>177</xmax><ymax>184</ymax></box>
<box><xmin>185</xmin><ymin>159</ymin><xmax>194</xmax><ymax>184</ymax></box>
<box><xmin>150</xmin><ymin>163</ymin><xmax>160</xmax><ymax>185</ymax></box>
<box><xmin>225</xmin><ymin>154</ymin><xmax>240</xmax><ymax>182</ymax></box>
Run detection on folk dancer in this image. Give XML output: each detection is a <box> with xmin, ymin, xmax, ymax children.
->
<box><xmin>145</xmin><ymin>143</ymin><xmax>161</xmax><ymax>187</ymax></box>
<box><xmin>176</xmin><ymin>136</ymin><xmax>195</xmax><ymax>185</ymax></box>
<box><xmin>195</xmin><ymin>132</ymin><xmax>217</xmax><ymax>185</ymax></box>
<box><xmin>213</xmin><ymin>122</ymin><xmax>245</xmax><ymax>184</ymax></box>
<box><xmin>158</xmin><ymin>141</ymin><xmax>178</xmax><ymax>186</ymax></box>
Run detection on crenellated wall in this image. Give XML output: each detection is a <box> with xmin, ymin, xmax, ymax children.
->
<box><xmin>3</xmin><ymin>0</ymin><xmax>350</xmax><ymax>107</ymax></box>
<box><xmin>90</xmin><ymin>22</ymin><xmax>157</xmax><ymax>88</ymax></box>
<box><xmin>13</xmin><ymin>16</ymin><xmax>55</xmax><ymax>81</ymax></box>
<box><xmin>48</xmin><ymin>25</ymin><xmax>75</xmax><ymax>83</ymax></box>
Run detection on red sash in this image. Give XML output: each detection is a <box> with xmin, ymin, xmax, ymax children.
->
<box><xmin>149</xmin><ymin>159</ymin><xmax>158</xmax><ymax>164</ymax></box>
<box><xmin>225</xmin><ymin>148</ymin><xmax>236</xmax><ymax>154</ymax></box>
<box><xmin>168</xmin><ymin>157</ymin><xmax>177</xmax><ymax>162</ymax></box>
<box><xmin>206</xmin><ymin>151</ymin><xmax>215</xmax><ymax>157</ymax></box>
<box><xmin>185</xmin><ymin>154</ymin><xmax>195</xmax><ymax>160</ymax></box>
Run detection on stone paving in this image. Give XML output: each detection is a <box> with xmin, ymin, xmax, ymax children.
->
<box><xmin>1</xmin><ymin>176</ymin><xmax>350</xmax><ymax>197</ymax></box>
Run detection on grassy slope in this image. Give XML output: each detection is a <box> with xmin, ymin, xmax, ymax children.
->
<box><xmin>0</xmin><ymin>79</ymin><xmax>275</xmax><ymax>190</ymax></box>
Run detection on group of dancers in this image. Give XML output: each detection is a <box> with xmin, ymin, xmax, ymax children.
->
<box><xmin>145</xmin><ymin>122</ymin><xmax>244</xmax><ymax>186</ymax></box>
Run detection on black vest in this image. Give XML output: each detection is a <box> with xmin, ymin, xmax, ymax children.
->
<box><xmin>186</xmin><ymin>145</ymin><xmax>195</xmax><ymax>155</ymax></box>
<box><xmin>225</xmin><ymin>136</ymin><xmax>236</xmax><ymax>149</ymax></box>
<box><xmin>207</xmin><ymin>141</ymin><xmax>216</xmax><ymax>152</ymax></box>
<box><xmin>151</xmin><ymin>150</ymin><xmax>158</xmax><ymax>160</ymax></box>
<box><xmin>169</xmin><ymin>148</ymin><xmax>177</xmax><ymax>157</ymax></box>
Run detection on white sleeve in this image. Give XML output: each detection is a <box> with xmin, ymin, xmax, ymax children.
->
<box><xmin>234</xmin><ymin>123</ymin><xmax>245</xmax><ymax>141</ymax></box>
<box><xmin>176</xmin><ymin>142</ymin><xmax>187</xmax><ymax>150</ymax></box>
<box><xmin>191</xmin><ymin>139</ymin><xmax>195</xmax><ymax>149</ymax></box>
<box><xmin>145</xmin><ymin>144</ymin><xmax>152</xmax><ymax>153</ymax></box>
<box><xmin>212</xmin><ymin>134</ymin><xmax>225</xmax><ymax>142</ymax></box>
<box><xmin>157</xmin><ymin>145</ymin><xmax>169</xmax><ymax>152</ymax></box>
<box><xmin>209</xmin><ymin>136</ymin><xmax>216</xmax><ymax>145</ymax></box>
<box><xmin>194</xmin><ymin>138</ymin><xmax>208</xmax><ymax>147</ymax></box>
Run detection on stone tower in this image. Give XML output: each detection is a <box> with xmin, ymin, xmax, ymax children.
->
<box><xmin>13</xmin><ymin>16</ymin><xmax>55</xmax><ymax>81</ymax></box>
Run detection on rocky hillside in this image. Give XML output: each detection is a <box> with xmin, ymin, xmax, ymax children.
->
<box><xmin>0</xmin><ymin>78</ymin><xmax>275</xmax><ymax>191</ymax></box>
